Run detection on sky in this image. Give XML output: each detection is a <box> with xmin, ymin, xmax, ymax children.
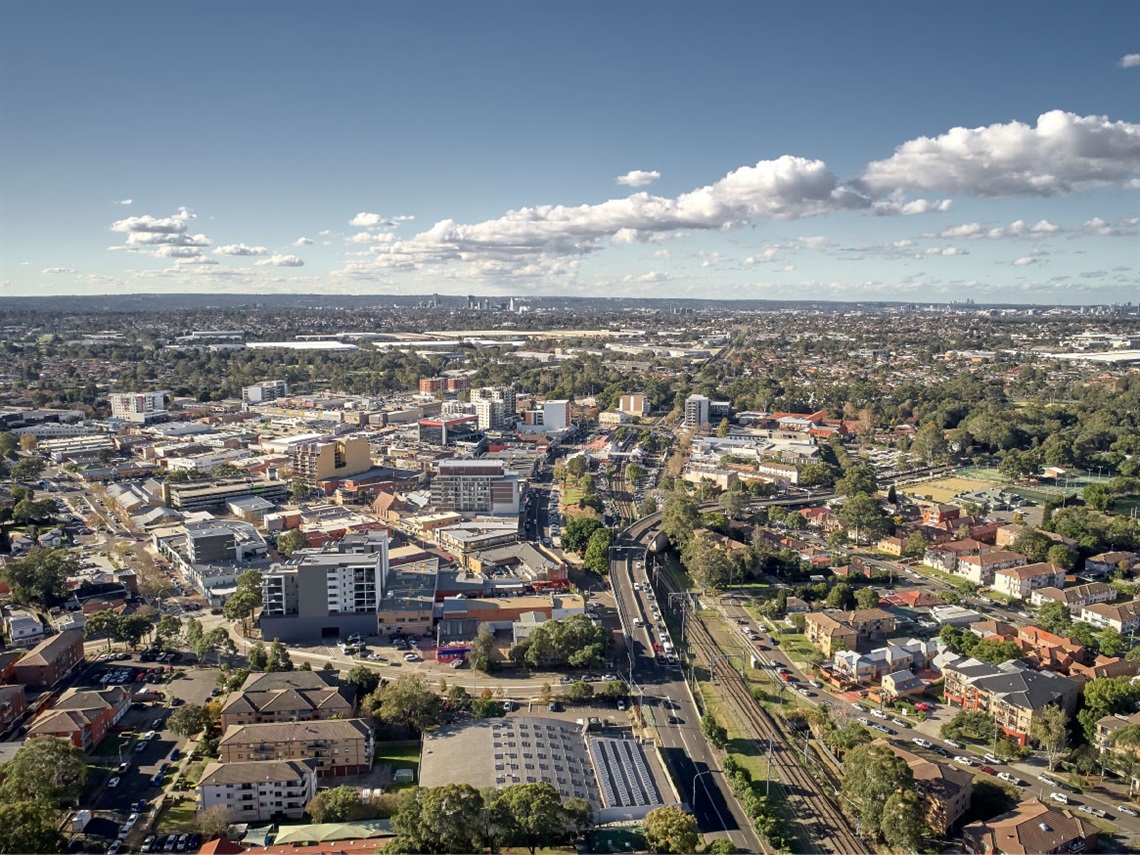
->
<box><xmin>1</xmin><ymin>0</ymin><xmax>1138</xmax><ymax>305</ymax></box>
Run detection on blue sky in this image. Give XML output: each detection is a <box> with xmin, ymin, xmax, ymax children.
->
<box><xmin>1</xmin><ymin>0</ymin><xmax>1138</xmax><ymax>304</ymax></box>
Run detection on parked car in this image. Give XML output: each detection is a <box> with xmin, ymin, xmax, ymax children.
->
<box><xmin>1118</xmin><ymin>804</ymin><xmax>1139</xmax><ymax>817</ymax></box>
<box><xmin>911</xmin><ymin>738</ymin><xmax>932</xmax><ymax>748</ymax></box>
<box><xmin>107</xmin><ymin>776</ymin><xmax>121</xmax><ymax>788</ymax></box>
<box><xmin>979</xmin><ymin>765</ymin><xmax>996</xmax><ymax>775</ymax></box>
<box><xmin>997</xmin><ymin>772</ymin><xmax>1023</xmax><ymax>786</ymax></box>
<box><xmin>1049</xmin><ymin>792</ymin><xmax>1069</xmax><ymax>805</ymax></box>
<box><xmin>890</xmin><ymin>718</ymin><xmax>908</xmax><ymax>728</ymax></box>
<box><xmin>1077</xmin><ymin>805</ymin><xmax>1106</xmax><ymax>818</ymax></box>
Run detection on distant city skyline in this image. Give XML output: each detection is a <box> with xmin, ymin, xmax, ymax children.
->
<box><xmin>1</xmin><ymin>0</ymin><xmax>1137</xmax><ymax>304</ymax></box>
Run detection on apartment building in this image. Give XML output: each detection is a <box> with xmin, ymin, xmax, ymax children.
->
<box><xmin>109</xmin><ymin>390</ymin><xmax>168</xmax><ymax>423</ymax></box>
<box><xmin>924</xmin><ymin>539</ymin><xmax>993</xmax><ymax>574</ymax></box>
<box><xmin>1030</xmin><ymin>582</ymin><xmax>1116</xmax><ymax>612</ymax></box>
<box><xmin>618</xmin><ymin>394</ymin><xmax>650</xmax><ymax>416</ymax></box>
<box><xmin>1093</xmin><ymin>709</ymin><xmax>1140</xmax><ymax>754</ymax></box>
<box><xmin>260</xmin><ymin>532</ymin><xmax>389</xmax><ymax>643</ymax></box>
<box><xmin>832</xmin><ymin>637</ymin><xmax>940</xmax><ymax>686</ymax></box>
<box><xmin>217</xmin><ymin>718</ymin><xmax>374</xmax><ymax>777</ymax></box>
<box><xmin>522</xmin><ymin>399</ymin><xmax>570</xmax><ymax>432</ymax></box>
<box><xmin>199</xmin><ymin>759</ymin><xmax>318</xmax><ymax>821</ymax></box>
<box><xmin>243</xmin><ymin>381</ymin><xmax>289</xmax><ymax>405</ymax></box>
<box><xmin>13</xmin><ymin>630</ymin><xmax>85</xmax><ymax>687</ymax></box>
<box><xmin>805</xmin><ymin>608</ymin><xmax>895</xmax><ymax>657</ymax></box>
<box><xmin>26</xmin><ymin>686</ymin><xmax>129</xmax><ymax>750</ymax></box>
<box><xmin>962</xmin><ymin>798</ymin><xmax>1097</xmax><ymax>855</ymax></box>
<box><xmin>990</xmin><ymin>563</ymin><xmax>1066</xmax><ymax>601</ymax></box>
<box><xmin>942</xmin><ymin>656</ymin><xmax>1080</xmax><ymax>746</ymax></box>
<box><xmin>1084</xmin><ymin>550</ymin><xmax>1139</xmax><ymax>577</ymax></box>
<box><xmin>883</xmin><ymin>742</ymin><xmax>973</xmax><ymax>834</ymax></box>
<box><xmin>471</xmin><ymin>386</ymin><xmax>516</xmax><ymax>430</ymax></box>
<box><xmin>1016</xmin><ymin>626</ymin><xmax>1087</xmax><ymax>673</ymax></box>
<box><xmin>289</xmin><ymin>436</ymin><xmax>372</xmax><ymax>489</ymax></box>
<box><xmin>955</xmin><ymin>551</ymin><xmax>1027</xmax><ymax>586</ymax></box>
<box><xmin>0</xmin><ymin>685</ymin><xmax>28</xmax><ymax>732</ymax></box>
<box><xmin>683</xmin><ymin>394</ymin><xmax>710</xmax><ymax>428</ymax></box>
<box><xmin>1079</xmin><ymin>600</ymin><xmax>1140</xmax><ymax>634</ymax></box>
<box><xmin>219</xmin><ymin>671</ymin><xmax>356</xmax><ymax>730</ymax></box>
<box><xmin>418</xmin><ymin>376</ymin><xmax>469</xmax><ymax>395</ymax></box>
<box><xmin>430</xmin><ymin>459</ymin><xmax>519</xmax><ymax>516</ymax></box>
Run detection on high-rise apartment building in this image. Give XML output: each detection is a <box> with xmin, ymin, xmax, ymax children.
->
<box><xmin>471</xmin><ymin>386</ymin><xmax>516</xmax><ymax>430</ymax></box>
<box><xmin>108</xmin><ymin>390</ymin><xmax>169</xmax><ymax>424</ymax></box>
<box><xmin>683</xmin><ymin>394</ymin><xmax>710</xmax><ymax>428</ymax></box>
<box><xmin>430</xmin><ymin>459</ymin><xmax>519</xmax><ymax>516</ymax></box>
<box><xmin>289</xmin><ymin>436</ymin><xmax>371</xmax><ymax>488</ymax></box>
<box><xmin>243</xmin><ymin>380</ymin><xmax>289</xmax><ymax>404</ymax></box>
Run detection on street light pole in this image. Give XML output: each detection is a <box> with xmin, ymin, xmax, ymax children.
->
<box><xmin>692</xmin><ymin>769</ymin><xmax>714</xmax><ymax>806</ymax></box>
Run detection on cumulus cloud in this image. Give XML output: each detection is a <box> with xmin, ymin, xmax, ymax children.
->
<box><xmin>871</xmin><ymin>193</ymin><xmax>953</xmax><ymax>215</ymax></box>
<box><xmin>861</xmin><ymin>110</ymin><xmax>1140</xmax><ymax>197</ymax></box>
<box><xmin>1078</xmin><ymin>216</ymin><xmax>1140</xmax><ymax>237</ymax></box>
<box><xmin>255</xmin><ymin>254</ymin><xmax>305</xmax><ymax>267</ymax></box>
<box><xmin>1012</xmin><ymin>256</ymin><xmax>1037</xmax><ymax>266</ymax></box>
<box><xmin>214</xmin><ymin>244</ymin><xmax>269</xmax><ymax>256</ymax></box>
<box><xmin>293</xmin><ymin>237</ymin><xmax>314</xmax><ymax>246</ymax></box>
<box><xmin>616</xmin><ymin>170</ymin><xmax>661</xmax><ymax>187</ymax></box>
<box><xmin>937</xmin><ymin>218</ymin><xmax>1062</xmax><ymax>240</ymax></box>
<box><xmin>42</xmin><ymin>267</ymin><xmax>78</xmax><ymax>274</ymax></box>
<box><xmin>349</xmin><ymin>231</ymin><xmax>397</xmax><ymax>244</ymax></box>
<box><xmin>110</xmin><ymin>208</ymin><xmax>210</xmax><ymax>248</ymax></box>
<box><xmin>155</xmin><ymin>246</ymin><xmax>205</xmax><ymax>259</ymax></box>
<box><xmin>349</xmin><ymin>212</ymin><xmax>392</xmax><ymax>227</ymax></box>
<box><xmin>924</xmin><ymin>246</ymin><xmax>967</xmax><ymax>256</ymax></box>
<box><xmin>117</xmin><ymin>199</ymin><xmax>133</xmax><ymax>206</ymax></box>
<box><xmin>1120</xmin><ymin>53</ymin><xmax>1140</xmax><ymax>68</ymax></box>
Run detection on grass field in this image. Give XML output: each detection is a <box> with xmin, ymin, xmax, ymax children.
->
<box><xmin>374</xmin><ymin>741</ymin><xmax>420</xmax><ymax>784</ymax></box>
<box><xmin>900</xmin><ymin>475</ymin><xmax>991</xmax><ymax>503</ymax></box>
<box><xmin>155</xmin><ymin>798</ymin><xmax>198</xmax><ymax>834</ymax></box>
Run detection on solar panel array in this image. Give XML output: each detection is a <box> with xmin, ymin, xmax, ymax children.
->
<box><xmin>588</xmin><ymin>737</ymin><xmax>660</xmax><ymax>808</ymax></box>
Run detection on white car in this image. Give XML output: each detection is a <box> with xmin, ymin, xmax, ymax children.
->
<box><xmin>911</xmin><ymin>738</ymin><xmax>932</xmax><ymax>748</ymax></box>
<box><xmin>891</xmin><ymin>718</ymin><xmax>909</xmax><ymax>728</ymax></box>
<box><xmin>1050</xmin><ymin>792</ymin><xmax>1069</xmax><ymax>805</ymax></box>
<box><xmin>857</xmin><ymin>717</ymin><xmax>870</xmax><ymax>725</ymax></box>
<box><xmin>107</xmin><ymin>776</ymin><xmax>121</xmax><ymax>788</ymax></box>
<box><xmin>869</xmin><ymin>709</ymin><xmax>887</xmax><ymax>719</ymax></box>
<box><xmin>403</xmin><ymin>653</ymin><xmax>419</xmax><ymax>661</ymax></box>
<box><xmin>616</xmin><ymin>700</ymin><xmax>626</xmax><ymax>711</ymax></box>
<box><xmin>1038</xmin><ymin>775</ymin><xmax>1060</xmax><ymax>787</ymax></box>
<box><xmin>1118</xmin><ymin>804</ymin><xmax>1139</xmax><ymax>817</ymax></box>
<box><xmin>944</xmin><ymin>739</ymin><xmax>962</xmax><ymax>749</ymax></box>
<box><xmin>1077</xmin><ymin>805</ymin><xmax>1106</xmax><ymax>818</ymax></box>
<box><xmin>997</xmin><ymin>772</ymin><xmax>1023</xmax><ymax>786</ymax></box>
<box><xmin>142</xmin><ymin>730</ymin><xmax>157</xmax><ymax>741</ymax></box>
<box><xmin>954</xmin><ymin>756</ymin><xmax>973</xmax><ymax>766</ymax></box>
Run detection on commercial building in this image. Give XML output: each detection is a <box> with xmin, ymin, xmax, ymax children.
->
<box><xmin>962</xmin><ymin>798</ymin><xmax>1098</xmax><ymax>855</ymax></box>
<box><xmin>990</xmin><ymin>563</ymin><xmax>1066</xmax><ymax>601</ymax></box>
<box><xmin>618</xmin><ymin>394</ymin><xmax>650</xmax><ymax>416</ymax></box>
<box><xmin>417</xmin><ymin>415</ymin><xmax>482</xmax><ymax>447</ymax></box>
<box><xmin>217</xmin><ymin>718</ymin><xmax>374</xmax><ymax>778</ymax></box>
<box><xmin>430</xmin><ymin>459</ymin><xmax>520</xmax><ymax>516</ymax></box>
<box><xmin>219</xmin><ymin>671</ymin><xmax>356</xmax><ymax>730</ymax></box>
<box><xmin>881</xmin><ymin>742</ymin><xmax>972</xmax><ymax>834</ymax></box>
<box><xmin>13</xmin><ymin>630</ymin><xmax>85</xmax><ymax>687</ymax></box>
<box><xmin>109</xmin><ymin>390</ymin><xmax>169</xmax><ymax>424</ymax></box>
<box><xmin>942</xmin><ymin>656</ymin><xmax>1080</xmax><ymax>746</ymax></box>
<box><xmin>290</xmin><ymin>436</ymin><xmax>372</xmax><ymax>489</ymax></box>
<box><xmin>198</xmin><ymin>758</ymin><xmax>318</xmax><ymax>822</ymax></box>
<box><xmin>162</xmin><ymin>477</ymin><xmax>288</xmax><ymax>512</ymax></box>
<box><xmin>522</xmin><ymin>400</ymin><xmax>570</xmax><ymax>432</ymax></box>
<box><xmin>243</xmin><ymin>381</ymin><xmax>289</xmax><ymax>405</ymax></box>
<box><xmin>260</xmin><ymin>532</ymin><xmax>389</xmax><ymax>643</ymax></box>
<box><xmin>420</xmin><ymin>717</ymin><xmax>675</xmax><ymax>824</ymax></box>
<box><xmin>377</xmin><ymin>552</ymin><xmax>438</xmax><ymax>636</ymax></box>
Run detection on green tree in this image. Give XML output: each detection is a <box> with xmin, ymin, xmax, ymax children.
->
<box><xmin>1034</xmin><ymin>600</ymin><xmax>1072</xmax><ymax>635</ymax></box>
<box><xmin>266</xmin><ymin>638</ymin><xmax>293</xmax><ymax>672</ymax></box>
<box><xmin>373</xmin><ymin>675</ymin><xmax>444</xmax><ymax>735</ymax></box>
<box><xmin>1078</xmin><ymin>676</ymin><xmax>1140</xmax><ymax>741</ymax></box>
<box><xmin>1012</xmin><ymin>528</ymin><xmax>1052</xmax><ymax>563</ymax></box>
<box><xmin>392</xmin><ymin>784</ymin><xmax>485</xmax><ymax>854</ymax></box>
<box><xmin>1098</xmin><ymin>626</ymin><xmax>1125</xmax><ymax>658</ymax></box>
<box><xmin>247</xmin><ymin>641</ymin><xmax>268</xmax><ymax>671</ymax></box>
<box><xmin>277</xmin><ymin>527</ymin><xmax>308</xmax><ymax>557</ymax></box>
<box><xmin>825</xmin><ymin>583</ymin><xmax>855</xmax><ymax>611</ymax></box>
<box><xmin>154</xmin><ymin>613</ymin><xmax>183</xmax><ymax>647</ymax></box>
<box><xmin>496</xmin><ymin>782</ymin><xmax>567</xmax><ymax>855</ymax></box>
<box><xmin>307</xmin><ymin>786</ymin><xmax>367</xmax><ymax>823</ymax></box>
<box><xmin>681</xmin><ymin>531</ymin><xmax>732</xmax><ymax>590</ymax></box>
<box><xmin>643</xmin><ymin>805</ymin><xmax>700</xmax><ymax>854</ymax></box>
<box><xmin>195</xmin><ymin>804</ymin><xmax>233</xmax><ymax>839</ymax></box>
<box><xmin>840</xmin><ymin>742</ymin><xmax>913</xmax><ymax>836</ymax></box>
<box><xmin>1046</xmin><ymin>544</ymin><xmax>1075</xmax><ymax>571</ymax></box>
<box><xmin>700</xmin><ymin>712</ymin><xmax>728</xmax><ymax>750</ymax></box>
<box><xmin>626</xmin><ymin>462</ymin><xmax>643</xmax><ymax>485</ymax></box>
<box><xmin>470</xmin><ymin>623</ymin><xmax>496</xmax><ymax>673</ymax></box>
<box><xmin>837</xmin><ymin>493</ymin><xmax>887</xmax><ymax>544</ymax></box>
<box><xmin>223</xmin><ymin>587</ymin><xmax>261</xmax><ymax>630</ymax></box>
<box><xmin>1083</xmin><ymin>483</ymin><xmax>1113</xmax><ymax>512</ymax></box>
<box><xmin>886</xmin><ymin>484</ymin><xmax>898</xmax><ymax>505</ymax></box>
<box><xmin>561</xmin><ymin>515</ymin><xmax>603</xmax><ymax>553</ymax></box>
<box><xmin>836</xmin><ymin>463</ymin><xmax>876</xmax><ymax>498</ymax></box>
<box><xmin>1030</xmin><ymin>704</ymin><xmax>1069</xmax><ymax>771</ymax></box>
<box><xmin>289</xmin><ymin>478</ymin><xmax>310</xmax><ymax>503</ymax></box>
<box><xmin>583</xmin><ymin>527</ymin><xmax>614</xmax><ymax>575</ymax></box>
<box><xmin>345</xmin><ymin>664</ymin><xmax>381</xmax><ymax>696</ymax></box>
<box><xmin>661</xmin><ymin>492</ymin><xmax>701</xmax><ymax>548</ymax></box>
<box><xmin>185</xmin><ymin>616</ymin><xmax>204</xmax><ymax>651</ymax></box>
<box><xmin>903</xmin><ymin>531</ymin><xmax>929</xmax><ymax>557</ymax></box>
<box><xmin>0</xmin><ymin>737</ymin><xmax>87</xmax><ymax>805</ymax></box>
<box><xmin>167</xmin><ymin>703</ymin><xmax>210</xmax><ymax>738</ymax></box>
<box><xmin>970</xmin><ymin>638</ymin><xmax>1023</xmax><ymax>665</ymax></box>
<box><xmin>799</xmin><ymin>461</ymin><xmax>836</xmax><ymax>488</ymax></box>
<box><xmin>11</xmin><ymin>456</ymin><xmax>46</xmax><ymax>481</ymax></box>
<box><xmin>881</xmin><ymin>789</ymin><xmax>925</xmax><ymax>853</ymax></box>
<box><xmin>566</xmin><ymin>456</ymin><xmax>587</xmax><ymax>480</ymax></box>
<box><xmin>566</xmin><ymin>681</ymin><xmax>595</xmax><ymax>703</ymax></box>
<box><xmin>0</xmin><ymin>800</ymin><xmax>67</xmax><ymax>854</ymax></box>
<box><xmin>718</xmin><ymin>489</ymin><xmax>746</xmax><ymax>520</ymax></box>
<box><xmin>0</xmin><ymin>547</ymin><xmax>75</xmax><ymax>607</ymax></box>
<box><xmin>854</xmin><ymin>587</ymin><xmax>880</xmax><ymax>610</ymax></box>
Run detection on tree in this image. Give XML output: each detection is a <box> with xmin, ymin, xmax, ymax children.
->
<box><xmin>1083</xmin><ymin>483</ymin><xmax>1113</xmax><ymax>512</ymax></box>
<box><xmin>392</xmin><ymin>784</ymin><xmax>485</xmax><ymax>854</ymax></box>
<box><xmin>0</xmin><ymin>736</ymin><xmax>87</xmax><ymax>805</ymax></box>
<box><xmin>277</xmin><ymin>527</ymin><xmax>308</xmax><ymax>557</ymax></box>
<box><xmin>470</xmin><ymin>623</ymin><xmax>496</xmax><ymax>673</ymax></box>
<box><xmin>11</xmin><ymin>456</ymin><xmax>45</xmax><ymax>481</ymax></box>
<box><xmin>0</xmin><ymin>547</ymin><xmax>74</xmax><ymax>608</ymax></box>
<box><xmin>223</xmin><ymin>587</ymin><xmax>261</xmax><ymax>630</ymax></box>
<box><xmin>197</xmin><ymin>626</ymin><xmax>237</xmax><ymax>664</ymax></box>
<box><xmin>196</xmin><ymin>803</ymin><xmax>233</xmax><ymax>839</ymax></box>
<box><xmin>1046</xmin><ymin>544</ymin><xmax>1075</xmax><ymax>571</ymax></box>
<box><xmin>970</xmin><ymin>638</ymin><xmax>1023</xmax><ymax>665</ymax></box>
<box><xmin>825</xmin><ymin>583</ymin><xmax>855</xmax><ymax>611</ymax></box>
<box><xmin>718</xmin><ymin>489</ymin><xmax>746</xmax><ymax>520</ymax></box>
<box><xmin>1012</xmin><ymin>528</ymin><xmax>1052</xmax><ymax>563</ymax></box>
<box><xmin>700</xmin><ymin>712</ymin><xmax>728</xmax><ymax>750</ymax></box>
<box><xmin>1098</xmin><ymin>626</ymin><xmax>1125</xmax><ymax>658</ymax></box>
<box><xmin>799</xmin><ymin>461</ymin><xmax>836</xmax><ymax>488</ymax></box>
<box><xmin>837</xmin><ymin>493</ymin><xmax>887</xmax><ymax>544</ymax></box>
<box><xmin>154</xmin><ymin>613</ymin><xmax>183</xmax><ymax>647</ymax></box>
<box><xmin>566</xmin><ymin>456</ymin><xmax>587</xmax><ymax>480</ymax></box>
<box><xmin>580</xmin><ymin>474</ymin><xmax>596</xmax><ymax>495</ymax></box>
<box><xmin>566</xmin><ymin>681</ymin><xmax>595</xmax><ymax>703</ymax></box>
<box><xmin>185</xmin><ymin>616</ymin><xmax>204</xmax><ymax>652</ymax></box>
<box><xmin>496</xmin><ymin>782</ymin><xmax>567</xmax><ymax>854</ymax></box>
<box><xmin>561</xmin><ymin>515</ymin><xmax>603</xmax><ymax>553</ymax></box>
<box><xmin>511</xmin><ymin>614</ymin><xmax>610</xmax><ymax>669</ymax></box>
<box><xmin>0</xmin><ymin>800</ymin><xmax>67</xmax><ymax>854</ymax></box>
<box><xmin>346</xmin><ymin>664</ymin><xmax>380</xmax><ymax>696</ymax></box>
<box><xmin>307</xmin><ymin>786</ymin><xmax>367</xmax><ymax>823</ymax></box>
<box><xmin>373</xmin><ymin>675</ymin><xmax>444</xmax><ymax>734</ymax></box>
<box><xmin>854</xmin><ymin>588</ymin><xmax>880</xmax><ymax>610</ymax></box>
<box><xmin>643</xmin><ymin>805</ymin><xmax>700</xmax><ymax>854</ymax></box>
<box><xmin>247</xmin><ymin>641</ymin><xmax>268</xmax><ymax>671</ymax></box>
<box><xmin>886</xmin><ymin>484</ymin><xmax>898</xmax><ymax>505</ymax></box>
<box><xmin>289</xmin><ymin>478</ymin><xmax>310</xmax><ymax>503</ymax></box>
<box><xmin>903</xmin><ymin>531</ymin><xmax>929</xmax><ymax>557</ymax></box>
<box><xmin>681</xmin><ymin>531</ymin><xmax>731</xmax><ymax>590</ymax></box>
<box><xmin>840</xmin><ymin>742</ymin><xmax>913</xmax><ymax>836</ymax></box>
<box><xmin>168</xmin><ymin>703</ymin><xmax>209</xmax><ymax>738</ymax></box>
<box><xmin>880</xmin><ymin>789</ymin><xmax>925</xmax><ymax>853</ymax></box>
<box><xmin>601</xmin><ymin>680</ymin><xmax>628</xmax><ymax>699</ymax></box>
<box><xmin>266</xmin><ymin>638</ymin><xmax>293</xmax><ymax>672</ymax></box>
<box><xmin>626</xmin><ymin>462</ymin><xmax>643</xmax><ymax>485</ymax></box>
<box><xmin>836</xmin><ymin>463</ymin><xmax>876</xmax><ymax>498</ymax></box>
<box><xmin>661</xmin><ymin>492</ymin><xmax>701</xmax><ymax>548</ymax></box>
<box><xmin>1078</xmin><ymin>676</ymin><xmax>1140</xmax><ymax>741</ymax></box>
<box><xmin>583</xmin><ymin>527</ymin><xmax>614</xmax><ymax>575</ymax></box>
<box><xmin>1034</xmin><ymin>600</ymin><xmax>1072</xmax><ymax>636</ymax></box>
<box><xmin>1031</xmin><ymin>705</ymin><xmax>1069</xmax><ymax>771</ymax></box>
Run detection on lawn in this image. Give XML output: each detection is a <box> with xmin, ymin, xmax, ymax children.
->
<box><xmin>901</xmin><ymin>475</ymin><xmax>991</xmax><ymax>504</ymax></box>
<box><xmin>93</xmin><ymin>731</ymin><xmax>134</xmax><ymax>758</ymax></box>
<box><xmin>374</xmin><ymin>741</ymin><xmax>420</xmax><ymax>783</ymax></box>
<box><xmin>155</xmin><ymin>797</ymin><xmax>199</xmax><ymax>834</ymax></box>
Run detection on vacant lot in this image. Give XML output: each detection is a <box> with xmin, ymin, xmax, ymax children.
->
<box><xmin>902</xmin><ymin>475</ymin><xmax>990</xmax><ymax>504</ymax></box>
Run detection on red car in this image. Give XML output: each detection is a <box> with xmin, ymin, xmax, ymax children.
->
<box><xmin>979</xmin><ymin>765</ymin><xmax>996</xmax><ymax>775</ymax></box>
<box><xmin>755</xmin><ymin>643</ymin><xmax>769</xmax><ymax>651</ymax></box>
<box><xmin>779</xmin><ymin>672</ymin><xmax>793</xmax><ymax>682</ymax></box>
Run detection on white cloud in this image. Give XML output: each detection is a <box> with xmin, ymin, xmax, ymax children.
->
<box><xmin>1012</xmin><ymin>256</ymin><xmax>1037</xmax><ymax>266</ymax></box>
<box><xmin>1120</xmin><ymin>53</ymin><xmax>1140</xmax><ymax>68</ymax></box>
<box><xmin>214</xmin><ymin>244</ymin><xmax>269</xmax><ymax>256</ymax></box>
<box><xmin>937</xmin><ymin>218</ymin><xmax>1062</xmax><ymax>240</ymax></box>
<box><xmin>293</xmin><ymin>237</ymin><xmax>314</xmax><ymax>246</ymax></box>
<box><xmin>744</xmin><ymin>247</ymin><xmax>781</xmax><ymax>264</ymax></box>
<box><xmin>1078</xmin><ymin>216</ymin><xmax>1140</xmax><ymax>237</ymax></box>
<box><xmin>110</xmin><ymin>208</ymin><xmax>210</xmax><ymax>249</ymax></box>
<box><xmin>616</xmin><ymin>170</ymin><xmax>661</xmax><ymax>187</ymax></box>
<box><xmin>255</xmin><ymin>254</ymin><xmax>305</xmax><ymax>267</ymax></box>
<box><xmin>871</xmin><ymin>193</ymin><xmax>953</xmax><ymax>215</ymax></box>
<box><xmin>861</xmin><ymin>110</ymin><xmax>1140</xmax><ymax>197</ymax></box>
<box><xmin>42</xmin><ymin>267</ymin><xmax>78</xmax><ymax>274</ymax></box>
<box><xmin>349</xmin><ymin>212</ymin><xmax>391</xmax><ymax>227</ymax></box>
<box><xmin>155</xmin><ymin>246</ymin><xmax>205</xmax><ymax>259</ymax></box>
<box><xmin>117</xmin><ymin>199</ymin><xmax>133</xmax><ymax>206</ymax></box>
<box><xmin>621</xmin><ymin>270</ymin><xmax>668</xmax><ymax>283</ymax></box>
<box><xmin>349</xmin><ymin>231</ymin><xmax>397</xmax><ymax>244</ymax></box>
<box><xmin>923</xmin><ymin>246</ymin><xmax>967</xmax><ymax>256</ymax></box>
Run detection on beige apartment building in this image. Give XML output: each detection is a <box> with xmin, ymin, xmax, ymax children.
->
<box><xmin>218</xmin><ymin>718</ymin><xmax>374</xmax><ymax>778</ymax></box>
<box><xmin>198</xmin><ymin>759</ymin><xmax>318</xmax><ymax>821</ymax></box>
<box><xmin>289</xmin><ymin>436</ymin><xmax>371</xmax><ymax>488</ymax></box>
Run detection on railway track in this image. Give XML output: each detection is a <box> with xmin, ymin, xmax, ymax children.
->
<box><xmin>686</xmin><ymin>617</ymin><xmax>865</xmax><ymax>855</ymax></box>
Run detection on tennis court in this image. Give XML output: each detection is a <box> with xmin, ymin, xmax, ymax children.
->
<box><xmin>901</xmin><ymin>475</ymin><xmax>991</xmax><ymax>504</ymax></box>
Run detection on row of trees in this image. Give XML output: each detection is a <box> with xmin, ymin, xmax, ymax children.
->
<box><xmin>0</xmin><ymin>737</ymin><xmax>88</xmax><ymax>853</ymax></box>
<box><xmin>508</xmin><ymin>614</ymin><xmax>610</xmax><ymax>669</ymax></box>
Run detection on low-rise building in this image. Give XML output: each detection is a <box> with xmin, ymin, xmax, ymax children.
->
<box><xmin>881</xmin><ymin>669</ymin><xmax>925</xmax><ymax>701</ymax></box>
<box><xmin>961</xmin><ymin>797</ymin><xmax>1098</xmax><ymax>855</ymax></box>
<box><xmin>219</xmin><ymin>671</ymin><xmax>356</xmax><ymax>730</ymax></box>
<box><xmin>26</xmin><ymin>686</ymin><xmax>129</xmax><ymax>750</ymax></box>
<box><xmin>217</xmin><ymin>718</ymin><xmax>374</xmax><ymax>778</ymax></box>
<box><xmin>12</xmin><ymin>630</ymin><xmax>85</xmax><ymax>687</ymax></box>
<box><xmin>1016</xmin><ymin>626</ymin><xmax>1087</xmax><ymax>673</ymax></box>
<box><xmin>1078</xmin><ymin>600</ymin><xmax>1140</xmax><ymax>635</ymax></box>
<box><xmin>1093</xmin><ymin>709</ymin><xmax>1140</xmax><ymax>754</ymax></box>
<box><xmin>2</xmin><ymin>609</ymin><xmax>45</xmax><ymax>645</ymax></box>
<box><xmin>956</xmin><ymin>551</ymin><xmax>1027</xmax><ymax>586</ymax></box>
<box><xmin>924</xmin><ymin>539</ymin><xmax>992</xmax><ymax>574</ymax></box>
<box><xmin>882</xmin><ymin>741</ymin><xmax>973</xmax><ymax>834</ymax></box>
<box><xmin>1083</xmin><ymin>550</ymin><xmax>1139</xmax><ymax>578</ymax></box>
<box><xmin>1030</xmin><ymin>582</ymin><xmax>1117</xmax><ymax>613</ymax></box>
<box><xmin>990</xmin><ymin>563</ymin><xmax>1066</xmax><ymax>602</ymax></box>
<box><xmin>0</xmin><ymin>684</ymin><xmax>28</xmax><ymax>732</ymax></box>
<box><xmin>198</xmin><ymin>758</ymin><xmax>318</xmax><ymax>822</ymax></box>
